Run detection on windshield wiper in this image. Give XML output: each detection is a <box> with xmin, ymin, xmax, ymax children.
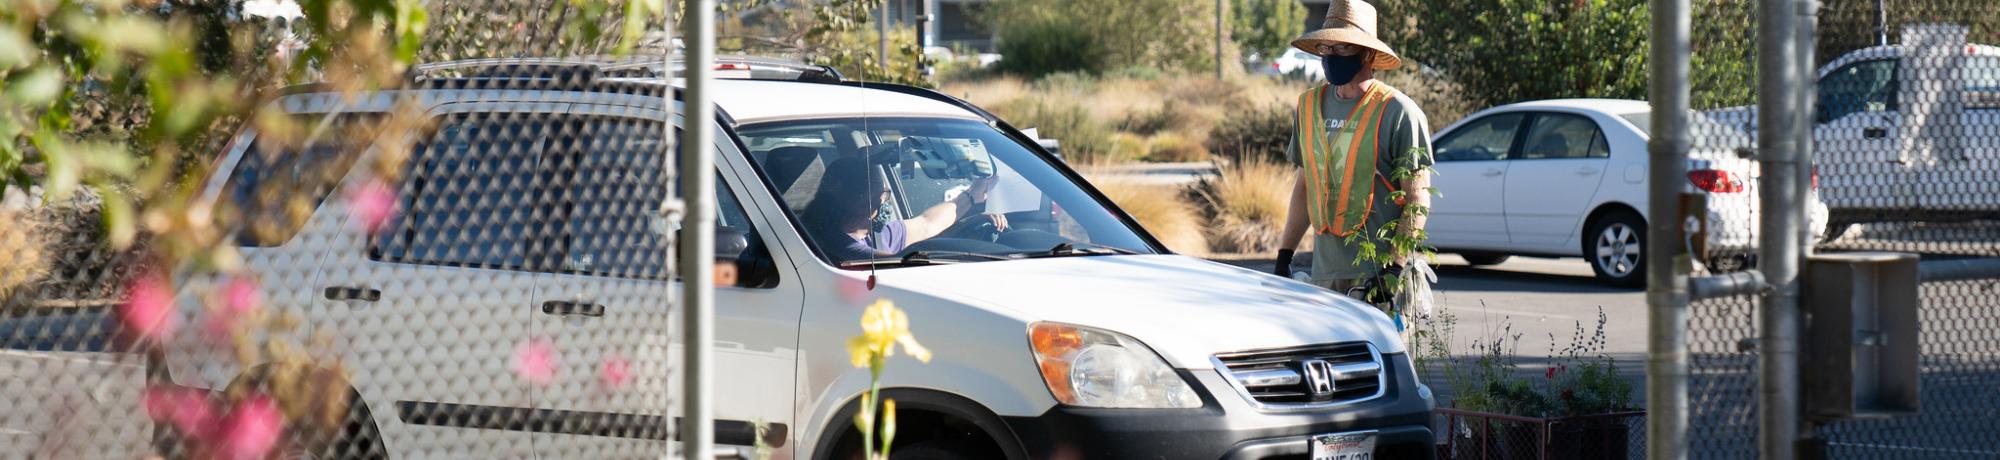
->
<box><xmin>1032</xmin><ymin>242</ymin><xmax>1139</xmax><ymax>258</ymax></box>
<box><xmin>838</xmin><ymin>250</ymin><xmax>1011</xmax><ymax>268</ymax></box>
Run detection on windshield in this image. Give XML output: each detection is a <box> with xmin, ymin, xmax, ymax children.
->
<box><xmin>738</xmin><ymin>117</ymin><xmax>1159</xmax><ymax>267</ymax></box>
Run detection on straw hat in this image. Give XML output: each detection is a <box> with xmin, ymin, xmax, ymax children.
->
<box><xmin>1291</xmin><ymin>0</ymin><xmax>1402</xmax><ymax>70</ymax></box>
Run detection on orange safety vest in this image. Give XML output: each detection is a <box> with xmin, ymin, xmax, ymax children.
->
<box><xmin>1296</xmin><ymin>83</ymin><xmax>1400</xmax><ymax>237</ymax></box>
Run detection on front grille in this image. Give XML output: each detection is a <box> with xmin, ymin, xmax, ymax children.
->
<box><xmin>1213</xmin><ymin>342</ymin><xmax>1385</xmax><ymax>409</ymax></box>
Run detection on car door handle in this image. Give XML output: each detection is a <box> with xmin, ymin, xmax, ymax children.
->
<box><xmin>541</xmin><ymin>300</ymin><xmax>605</xmax><ymax>317</ymax></box>
<box><xmin>1863</xmin><ymin>127</ymin><xmax>1888</xmax><ymax>139</ymax></box>
<box><xmin>1575</xmin><ymin>167</ymin><xmax>1601</xmax><ymax>176</ymax></box>
<box><xmin>323</xmin><ymin>286</ymin><xmax>381</xmax><ymax>302</ymax></box>
<box><xmin>1482</xmin><ymin>168</ymin><xmax>1504</xmax><ymax>177</ymax></box>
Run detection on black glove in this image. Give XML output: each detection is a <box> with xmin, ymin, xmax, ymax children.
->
<box><xmin>1274</xmin><ymin>249</ymin><xmax>1296</xmax><ymax>278</ymax></box>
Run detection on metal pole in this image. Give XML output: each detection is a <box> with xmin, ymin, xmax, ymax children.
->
<box><xmin>1757</xmin><ymin>0</ymin><xmax>1807</xmax><ymax>456</ymax></box>
<box><xmin>680</xmin><ymin>0</ymin><xmax>717</xmax><ymax>456</ymax></box>
<box><xmin>1876</xmin><ymin>0</ymin><xmax>1889</xmax><ymax>46</ymax></box>
<box><xmin>1795</xmin><ymin>1</ymin><xmax>1822</xmax><ymax>456</ymax></box>
<box><xmin>1645</xmin><ymin>0</ymin><xmax>1692</xmax><ymax>457</ymax></box>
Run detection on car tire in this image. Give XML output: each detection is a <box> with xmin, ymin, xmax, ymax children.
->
<box><xmin>1459</xmin><ymin>253</ymin><xmax>1511</xmax><ymax>266</ymax></box>
<box><xmin>1585</xmin><ymin>211</ymin><xmax>1647</xmax><ymax>288</ymax></box>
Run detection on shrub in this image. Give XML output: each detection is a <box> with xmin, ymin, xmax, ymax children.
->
<box><xmin>1144</xmin><ymin>132</ymin><xmax>1211</xmax><ymax>163</ymax></box>
<box><xmin>995</xmin><ymin>19</ymin><xmax>1103</xmax><ymax>78</ymax></box>
<box><xmin>985</xmin><ymin>0</ymin><xmax>1227</xmax><ymax>77</ymax></box>
<box><xmin>1165</xmin><ymin>78</ymin><xmax>1245</xmax><ymax>106</ymax></box>
<box><xmin>1197</xmin><ymin>160</ymin><xmax>1293</xmax><ymax>254</ymax></box>
<box><xmin>1207</xmin><ymin>101</ymin><xmax>1294</xmax><ymax>165</ymax></box>
<box><xmin>1087</xmin><ymin>177</ymin><xmax>1208</xmax><ymax>256</ymax></box>
<box><xmin>1120</xmin><ymin>99</ymin><xmax>1216</xmax><ymax>137</ymax></box>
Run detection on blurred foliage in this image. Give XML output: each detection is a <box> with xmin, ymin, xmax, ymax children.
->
<box><xmin>1230</xmin><ymin>0</ymin><xmax>1306</xmax><ymax>60</ymax></box>
<box><xmin>1206</xmin><ymin>101</ymin><xmax>1292</xmax><ymax>164</ymax></box>
<box><xmin>706</xmin><ymin>0</ymin><xmax>934</xmax><ymax>87</ymax></box>
<box><xmin>983</xmin><ymin>0</ymin><xmax>1231</xmax><ymax>78</ymax></box>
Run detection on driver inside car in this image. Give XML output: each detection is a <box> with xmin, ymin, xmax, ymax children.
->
<box><xmin>802</xmin><ymin>155</ymin><xmax>1002</xmax><ymax>263</ymax></box>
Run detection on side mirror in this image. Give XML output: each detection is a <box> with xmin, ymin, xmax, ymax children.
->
<box><xmin>712</xmin><ymin>226</ymin><xmax>778</xmax><ymax>289</ymax></box>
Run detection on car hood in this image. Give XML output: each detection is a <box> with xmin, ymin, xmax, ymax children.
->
<box><xmin>874</xmin><ymin>254</ymin><xmax>1405</xmax><ymax>369</ymax></box>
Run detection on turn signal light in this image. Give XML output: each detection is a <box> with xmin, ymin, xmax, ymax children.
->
<box><xmin>1688</xmin><ymin>169</ymin><xmax>1745</xmax><ymax>193</ymax></box>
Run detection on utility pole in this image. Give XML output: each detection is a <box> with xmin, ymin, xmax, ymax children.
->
<box><xmin>1645</xmin><ymin>0</ymin><xmax>1692</xmax><ymax>457</ymax></box>
<box><xmin>879</xmin><ymin>0</ymin><xmax>892</xmax><ymax>73</ymax></box>
<box><xmin>1876</xmin><ymin>0</ymin><xmax>1889</xmax><ymax>46</ymax></box>
<box><xmin>679</xmin><ymin>0</ymin><xmax>717</xmax><ymax>457</ymax></box>
<box><xmin>1215</xmin><ymin>0</ymin><xmax>1227</xmax><ymax>79</ymax></box>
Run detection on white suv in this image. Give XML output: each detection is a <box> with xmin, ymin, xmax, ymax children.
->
<box><xmin>161</xmin><ymin>57</ymin><xmax>1433</xmax><ymax>459</ymax></box>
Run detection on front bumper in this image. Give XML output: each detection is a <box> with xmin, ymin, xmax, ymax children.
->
<box><xmin>1000</xmin><ymin>354</ymin><xmax>1435</xmax><ymax>460</ymax></box>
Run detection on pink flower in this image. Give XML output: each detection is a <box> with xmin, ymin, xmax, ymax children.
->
<box><xmin>143</xmin><ymin>386</ymin><xmax>217</xmax><ymax>438</ymax></box>
<box><xmin>601</xmin><ymin>355</ymin><xmax>631</xmax><ymax>389</ymax></box>
<box><xmin>345</xmin><ymin>179</ymin><xmax>398</xmax><ymax>234</ymax></box>
<box><xmin>121</xmin><ymin>273</ymin><xmax>178</xmax><ymax>341</ymax></box>
<box><xmin>513</xmin><ymin>338</ymin><xmax>558</xmax><ymax>386</ymax></box>
<box><xmin>219</xmin><ymin>276</ymin><xmax>262</xmax><ymax>316</ymax></box>
<box><xmin>216</xmin><ymin>394</ymin><xmax>284</xmax><ymax>460</ymax></box>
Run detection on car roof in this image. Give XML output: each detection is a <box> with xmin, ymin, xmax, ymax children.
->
<box><xmin>1485</xmin><ymin>98</ymin><xmax>1651</xmax><ymax>115</ymax></box>
<box><xmin>701</xmin><ymin>79</ymin><xmax>984</xmax><ymax>125</ymax></box>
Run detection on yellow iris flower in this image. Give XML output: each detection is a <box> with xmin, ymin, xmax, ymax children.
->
<box><xmin>846</xmin><ymin>299</ymin><xmax>932</xmax><ymax>367</ymax></box>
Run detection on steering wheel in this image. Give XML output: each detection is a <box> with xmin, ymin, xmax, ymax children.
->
<box><xmin>937</xmin><ymin>211</ymin><xmax>1002</xmax><ymax>242</ymax></box>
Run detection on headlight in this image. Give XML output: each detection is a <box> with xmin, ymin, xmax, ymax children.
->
<box><xmin>1028</xmin><ymin>322</ymin><xmax>1201</xmax><ymax>408</ymax></box>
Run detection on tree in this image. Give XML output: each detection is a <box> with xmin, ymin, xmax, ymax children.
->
<box><xmin>983</xmin><ymin>0</ymin><xmax>1229</xmax><ymax>76</ymax></box>
<box><xmin>1371</xmin><ymin>0</ymin><xmax>1763</xmax><ymax>109</ymax></box>
<box><xmin>1231</xmin><ymin>0</ymin><xmax>1306</xmax><ymax>61</ymax></box>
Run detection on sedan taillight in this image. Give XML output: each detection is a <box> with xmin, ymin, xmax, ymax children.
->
<box><xmin>1689</xmin><ymin>169</ymin><xmax>1746</xmax><ymax>193</ymax></box>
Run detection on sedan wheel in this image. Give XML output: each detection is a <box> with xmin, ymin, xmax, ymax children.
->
<box><xmin>1586</xmin><ymin>211</ymin><xmax>1647</xmax><ymax>288</ymax></box>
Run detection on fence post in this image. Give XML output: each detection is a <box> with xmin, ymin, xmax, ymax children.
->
<box><xmin>1757</xmin><ymin>0</ymin><xmax>1811</xmax><ymax>457</ymax></box>
<box><xmin>680</xmin><ymin>0</ymin><xmax>718</xmax><ymax>457</ymax></box>
<box><xmin>1645</xmin><ymin>0</ymin><xmax>1692</xmax><ymax>458</ymax></box>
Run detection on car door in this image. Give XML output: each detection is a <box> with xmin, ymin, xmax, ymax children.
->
<box><xmin>527</xmin><ymin>111</ymin><xmax>802</xmax><ymax>458</ymax></box>
<box><xmin>316</xmin><ymin>107</ymin><xmax>560</xmax><ymax>457</ymax></box>
<box><xmin>1427</xmin><ymin>112</ymin><xmax>1523</xmax><ymax>248</ymax></box>
<box><xmin>1502</xmin><ymin>112</ymin><xmax>1613</xmax><ymax>251</ymax></box>
<box><xmin>1927</xmin><ymin>53</ymin><xmax>2000</xmax><ymax>212</ymax></box>
<box><xmin>1814</xmin><ymin>58</ymin><xmax>1904</xmax><ymax>214</ymax></box>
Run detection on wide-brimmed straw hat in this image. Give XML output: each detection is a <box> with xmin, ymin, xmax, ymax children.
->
<box><xmin>1291</xmin><ymin>0</ymin><xmax>1402</xmax><ymax>70</ymax></box>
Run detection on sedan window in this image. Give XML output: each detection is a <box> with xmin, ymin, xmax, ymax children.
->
<box><xmin>1435</xmin><ymin>113</ymin><xmax>1524</xmax><ymax>162</ymax></box>
<box><xmin>1518</xmin><ymin>113</ymin><xmax>1609</xmax><ymax>160</ymax></box>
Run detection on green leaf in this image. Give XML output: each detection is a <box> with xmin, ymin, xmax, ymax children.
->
<box><xmin>97</xmin><ymin>185</ymin><xmax>135</xmax><ymax>249</ymax></box>
<box><xmin>5</xmin><ymin>66</ymin><xmax>62</xmax><ymax>105</ymax></box>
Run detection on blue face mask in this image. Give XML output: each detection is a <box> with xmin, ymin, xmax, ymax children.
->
<box><xmin>1321</xmin><ymin>53</ymin><xmax>1365</xmax><ymax>85</ymax></box>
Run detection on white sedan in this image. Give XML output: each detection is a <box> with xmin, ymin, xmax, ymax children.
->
<box><xmin>1425</xmin><ymin>99</ymin><xmax>1829</xmax><ymax>287</ymax></box>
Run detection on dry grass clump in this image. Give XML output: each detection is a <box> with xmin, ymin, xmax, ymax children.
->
<box><xmin>942</xmin><ymin>75</ymin><xmax>1031</xmax><ymax>109</ymax></box>
<box><xmin>1198</xmin><ymin>160</ymin><xmax>1295</xmax><ymax>254</ymax></box>
<box><xmin>1144</xmin><ymin>132</ymin><xmax>1211</xmax><ymax>163</ymax></box>
<box><xmin>0</xmin><ymin>210</ymin><xmax>49</xmax><ymax>299</ymax></box>
<box><xmin>1084</xmin><ymin>174</ymin><xmax>1208</xmax><ymax>256</ymax></box>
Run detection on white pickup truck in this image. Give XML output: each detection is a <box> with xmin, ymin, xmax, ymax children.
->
<box><xmin>1705</xmin><ymin>26</ymin><xmax>1999</xmax><ymax>239</ymax></box>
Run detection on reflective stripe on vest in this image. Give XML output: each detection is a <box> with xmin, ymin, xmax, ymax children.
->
<box><xmin>1296</xmin><ymin>83</ymin><xmax>1393</xmax><ymax>237</ymax></box>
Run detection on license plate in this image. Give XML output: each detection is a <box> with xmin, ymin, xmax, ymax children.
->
<box><xmin>1310</xmin><ymin>431</ymin><xmax>1377</xmax><ymax>460</ymax></box>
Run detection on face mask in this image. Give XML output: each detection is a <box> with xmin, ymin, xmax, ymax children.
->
<box><xmin>1321</xmin><ymin>53</ymin><xmax>1365</xmax><ymax>86</ymax></box>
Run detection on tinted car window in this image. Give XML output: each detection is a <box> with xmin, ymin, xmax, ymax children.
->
<box><xmin>1818</xmin><ymin>59</ymin><xmax>1898</xmax><ymax>123</ymax></box>
<box><xmin>548</xmin><ymin>118</ymin><xmax>672</xmax><ymax>279</ymax></box>
<box><xmin>1517</xmin><ymin>113</ymin><xmax>1608</xmax><ymax>160</ymax></box>
<box><xmin>1435</xmin><ymin>113</ymin><xmax>1524</xmax><ymax>161</ymax></box>
<box><xmin>222</xmin><ymin>116</ymin><xmax>371</xmax><ymax>247</ymax></box>
<box><xmin>374</xmin><ymin>113</ymin><xmax>549</xmax><ymax>270</ymax></box>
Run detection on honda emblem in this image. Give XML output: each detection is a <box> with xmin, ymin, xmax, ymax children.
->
<box><xmin>1302</xmin><ymin>359</ymin><xmax>1336</xmax><ymax>396</ymax></box>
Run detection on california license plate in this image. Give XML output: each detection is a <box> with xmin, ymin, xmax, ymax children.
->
<box><xmin>1310</xmin><ymin>431</ymin><xmax>1377</xmax><ymax>460</ymax></box>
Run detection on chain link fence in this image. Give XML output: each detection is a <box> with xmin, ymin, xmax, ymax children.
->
<box><xmin>1682</xmin><ymin>1</ymin><xmax>2000</xmax><ymax>458</ymax></box>
<box><xmin>0</xmin><ymin>1</ymin><xmax>689</xmax><ymax>457</ymax></box>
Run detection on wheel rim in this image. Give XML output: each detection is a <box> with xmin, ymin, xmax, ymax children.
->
<box><xmin>1595</xmin><ymin>223</ymin><xmax>1641</xmax><ymax>278</ymax></box>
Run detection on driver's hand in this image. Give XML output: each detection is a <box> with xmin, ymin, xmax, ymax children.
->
<box><xmin>987</xmin><ymin>213</ymin><xmax>1010</xmax><ymax>232</ymax></box>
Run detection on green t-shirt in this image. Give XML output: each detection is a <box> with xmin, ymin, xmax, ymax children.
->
<box><xmin>1286</xmin><ymin>82</ymin><xmax>1434</xmax><ymax>282</ymax></box>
